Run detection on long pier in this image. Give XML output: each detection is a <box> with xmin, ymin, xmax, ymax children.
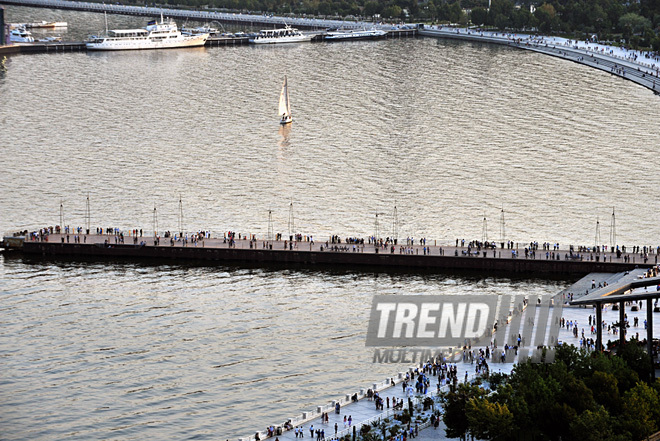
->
<box><xmin>6</xmin><ymin>233</ymin><xmax>657</xmax><ymax>276</ymax></box>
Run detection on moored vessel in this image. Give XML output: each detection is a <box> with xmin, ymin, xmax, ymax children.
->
<box><xmin>9</xmin><ymin>27</ymin><xmax>34</xmax><ymax>43</ymax></box>
<box><xmin>249</xmin><ymin>25</ymin><xmax>315</xmax><ymax>44</ymax></box>
<box><xmin>86</xmin><ymin>16</ymin><xmax>208</xmax><ymax>51</ymax></box>
<box><xmin>324</xmin><ymin>28</ymin><xmax>387</xmax><ymax>41</ymax></box>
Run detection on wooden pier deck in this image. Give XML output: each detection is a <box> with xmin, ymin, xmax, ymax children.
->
<box><xmin>11</xmin><ymin>233</ymin><xmax>657</xmax><ymax>276</ymax></box>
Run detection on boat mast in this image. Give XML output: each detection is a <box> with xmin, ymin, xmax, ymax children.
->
<box><xmin>285</xmin><ymin>76</ymin><xmax>291</xmax><ymax>116</ymax></box>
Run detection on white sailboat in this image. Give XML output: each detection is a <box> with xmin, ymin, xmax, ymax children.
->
<box><xmin>279</xmin><ymin>76</ymin><xmax>292</xmax><ymax>125</ymax></box>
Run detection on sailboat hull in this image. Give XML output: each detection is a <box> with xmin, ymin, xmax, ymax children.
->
<box><xmin>280</xmin><ymin>117</ymin><xmax>292</xmax><ymax>125</ymax></box>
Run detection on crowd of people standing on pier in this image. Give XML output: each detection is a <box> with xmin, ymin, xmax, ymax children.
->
<box><xmin>18</xmin><ymin>225</ymin><xmax>660</xmax><ymax>266</ymax></box>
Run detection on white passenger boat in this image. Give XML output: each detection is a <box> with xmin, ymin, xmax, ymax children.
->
<box><xmin>249</xmin><ymin>25</ymin><xmax>315</xmax><ymax>44</ymax></box>
<box><xmin>324</xmin><ymin>28</ymin><xmax>387</xmax><ymax>41</ymax></box>
<box><xmin>9</xmin><ymin>27</ymin><xmax>35</xmax><ymax>43</ymax></box>
<box><xmin>86</xmin><ymin>16</ymin><xmax>208</xmax><ymax>51</ymax></box>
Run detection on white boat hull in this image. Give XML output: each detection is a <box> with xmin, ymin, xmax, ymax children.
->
<box><xmin>249</xmin><ymin>34</ymin><xmax>314</xmax><ymax>44</ymax></box>
<box><xmin>10</xmin><ymin>29</ymin><xmax>34</xmax><ymax>43</ymax></box>
<box><xmin>86</xmin><ymin>34</ymin><xmax>207</xmax><ymax>51</ymax></box>
<box><xmin>325</xmin><ymin>30</ymin><xmax>387</xmax><ymax>41</ymax></box>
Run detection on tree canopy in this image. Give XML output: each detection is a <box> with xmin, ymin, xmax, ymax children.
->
<box><xmin>441</xmin><ymin>344</ymin><xmax>660</xmax><ymax>441</ymax></box>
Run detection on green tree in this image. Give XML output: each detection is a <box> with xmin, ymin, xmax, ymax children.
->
<box><xmin>619</xmin><ymin>12</ymin><xmax>652</xmax><ymax>43</ymax></box>
<box><xmin>512</xmin><ymin>8</ymin><xmax>535</xmax><ymax>30</ymax></box>
<box><xmin>448</xmin><ymin>1</ymin><xmax>464</xmax><ymax>24</ymax></box>
<box><xmin>382</xmin><ymin>5</ymin><xmax>402</xmax><ymax>19</ymax></box>
<box><xmin>585</xmin><ymin>371</ymin><xmax>621</xmax><ymax>413</ymax></box>
<box><xmin>466</xmin><ymin>398</ymin><xmax>514</xmax><ymax>440</ymax></box>
<box><xmin>618</xmin><ymin>341</ymin><xmax>652</xmax><ymax>382</ymax></box>
<box><xmin>621</xmin><ymin>382</ymin><xmax>660</xmax><ymax>440</ymax></box>
<box><xmin>535</xmin><ymin>3</ymin><xmax>558</xmax><ymax>33</ymax></box>
<box><xmin>470</xmin><ymin>7</ymin><xmax>488</xmax><ymax>26</ymax></box>
<box><xmin>363</xmin><ymin>1</ymin><xmax>381</xmax><ymax>17</ymax></box>
<box><xmin>441</xmin><ymin>382</ymin><xmax>486</xmax><ymax>439</ymax></box>
<box><xmin>569</xmin><ymin>406</ymin><xmax>617</xmax><ymax>441</ymax></box>
<box><xmin>493</xmin><ymin>13</ymin><xmax>509</xmax><ymax>30</ymax></box>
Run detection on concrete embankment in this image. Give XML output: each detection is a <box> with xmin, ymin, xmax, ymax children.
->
<box><xmin>15</xmin><ymin>235</ymin><xmax>655</xmax><ymax>276</ymax></box>
<box><xmin>419</xmin><ymin>27</ymin><xmax>660</xmax><ymax>94</ymax></box>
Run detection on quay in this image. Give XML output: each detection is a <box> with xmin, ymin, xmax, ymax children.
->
<box><xmin>3</xmin><ymin>232</ymin><xmax>657</xmax><ymax>276</ymax></box>
<box><xmin>0</xmin><ymin>30</ymin><xmax>413</xmax><ymax>56</ymax></box>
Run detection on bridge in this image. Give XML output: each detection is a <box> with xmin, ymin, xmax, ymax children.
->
<box><xmin>0</xmin><ymin>0</ymin><xmax>412</xmax><ymax>31</ymax></box>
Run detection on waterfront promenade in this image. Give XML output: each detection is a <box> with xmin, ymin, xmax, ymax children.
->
<box><xmin>245</xmin><ymin>300</ymin><xmax>660</xmax><ymax>441</ymax></box>
<box><xmin>4</xmin><ymin>0</ymin><xmax>660</xmax><ymax>93</ymax></box>
<box><xmin>419</xmin><ymin>26</ymin><xmax>660</xmax><ymax>93</ymax></box>
<box><xmin>12</xmin><ymin>231</ymin><xmax>659</xmax><ymax>275</ymax></box>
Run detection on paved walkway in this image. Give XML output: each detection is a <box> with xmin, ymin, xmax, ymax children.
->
<box><xmin>249</xmin><ymin>297</ymin><xmax>660</xmax><ymax>441</ymax></box>
<box><xmin>258</xmin><ymin>363</ymin><xmax>514</xmax><ymax>441</ymax></box>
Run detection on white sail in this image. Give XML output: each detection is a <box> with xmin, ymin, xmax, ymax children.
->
<box><xmin>279</xmin><ymin>76</ymin><xmax>291</xmax><ymax>123</ymax></box>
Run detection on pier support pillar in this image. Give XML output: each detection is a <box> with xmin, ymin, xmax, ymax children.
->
<box><xmin>596</xmin><ymin>303</ymin><xmax>603</xmax><ymax>352</ymax></box>
<box><xmin>620</xmin><ymin>301</ymin><xmax>625</xmax><ymax>348</ymax></box>
<box><xmin>648</xmin><ymin>298</ymin><xmax>655</xmax><ymax>380</ymax></box>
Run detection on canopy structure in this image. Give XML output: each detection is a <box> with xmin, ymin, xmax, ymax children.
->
<box><xmin>569</xmin><ymin>267</ymin><xmax>660</xmax><ymax>377</ymax></box>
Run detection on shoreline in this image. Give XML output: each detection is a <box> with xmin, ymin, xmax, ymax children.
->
<box><xmin>246</xmin><ymin>291</ymin><xmax>660</xmax><ymax>441</ymax></box>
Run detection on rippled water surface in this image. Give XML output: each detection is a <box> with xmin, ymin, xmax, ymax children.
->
<box><xmin>1</xmin><ymin>6</ymin><xmax>660</xmax><ymax>440</ymax></box>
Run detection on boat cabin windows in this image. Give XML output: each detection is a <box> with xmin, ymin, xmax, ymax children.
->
<box><xmin>109</xmin><ymin>29</ymin><xmax>149</xmax><ymax>38</ymax></box>
<box><xmin>256</xmin><ymin>27</ymin><xmax>302</xmax><ymax>38</ymax></box>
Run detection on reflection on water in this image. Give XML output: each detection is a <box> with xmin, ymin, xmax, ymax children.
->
<box><xmin>0</xmin><ymin>56</ymin><xmax>8</xmax><ymax>79</ymax></box>
<box><xmin>278</xmin><ymin>123</ymin><xmax>292</xmax><ymax>149</ymax></box>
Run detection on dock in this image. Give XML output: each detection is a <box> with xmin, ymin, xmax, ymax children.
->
<box><xmin>0</xmin><ymin>29</ymin><xmax>412</xmax><ymax>54</ymax></box>
<box><xmin>5</xmin><ymin>232</ymin><xmax>657</xmax><ymax>276</ymax></box>
<box><xmin>0</xmin><ymin>29</ymin><xmax>414</xmax><ymax>55</ymax></box>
